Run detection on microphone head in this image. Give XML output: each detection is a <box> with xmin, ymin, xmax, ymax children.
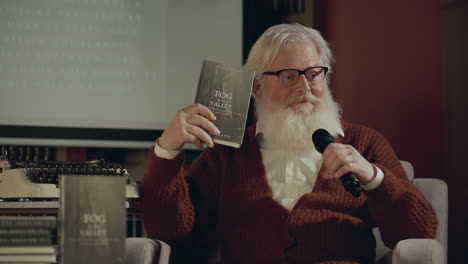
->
<box><xmin>312</xmin><ymin>129</ymin><xmax>335</xmax><ymax>154</ymax></box>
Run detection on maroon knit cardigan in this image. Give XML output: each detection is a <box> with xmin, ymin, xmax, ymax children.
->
<box><xmin>142</xmin><ymin>122</ymin><xmax>437</xmax><ymax>264</ymax></box>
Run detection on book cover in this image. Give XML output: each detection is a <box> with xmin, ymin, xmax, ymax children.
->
<box><xmin>58</xmin><ymin>175</ymin><xmax>126</xmax><ymax>264</ymax></box>
<box><xmin>195</xmin><ymin>60</ymin><xmax>254</xmax><ymax>148</ymax></box>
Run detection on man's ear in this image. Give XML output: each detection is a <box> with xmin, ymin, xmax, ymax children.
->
<box><xmin>252</xmin><ymin>79</ymin><xmax>261</xmax><ymax>97</ymax></box>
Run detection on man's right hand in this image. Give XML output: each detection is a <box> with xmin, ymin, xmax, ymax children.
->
<box><xmin>158</xmin><ymin>104</ymin><xmax>220</xmax><ymax>151</ymax></box>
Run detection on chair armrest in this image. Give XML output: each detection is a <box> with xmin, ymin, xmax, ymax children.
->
<box><xmin>392</xmin><ymin>239</ymin><xmax>444</xmax><ymax>264</ymax></box>
<box><xmin>412</xmin><ymin>178</ymin><xmax>448</xmax><ymax>253</ymax></box>
<box><xmin>125</xmin><ymin>238</ymin><xmax>171</xmax><ymax>264</ymax></box>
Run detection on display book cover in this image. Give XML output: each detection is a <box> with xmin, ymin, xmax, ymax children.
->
<box><xmin>194</xmin><ymin>60</ymin><xmax>254</xmax><ymax>148</ymax></box>
<box><xmin>58</xmin><ymin>175</ymin><xmax>126</xmax><ymax>264</ymax></box>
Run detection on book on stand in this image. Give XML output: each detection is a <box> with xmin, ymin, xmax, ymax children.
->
<box><xmin>58</xmin><ymin>175</ymin><xmax>126</xmax><ymax>264</ymax></box>
<box><xmin>195</xmin><ymin>60</ymin><xmax>254</xmax><ymax>148</ymax></box>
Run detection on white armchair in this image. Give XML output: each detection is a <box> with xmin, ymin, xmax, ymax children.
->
<box><xmin>126</xmin><ymin>161</ymin><xmax>448</xmax><ymax>264</ymax></box>
<box><xmin>373</xmin><ymin>161</ymin><xmax>448</xmax><ymax>264</ymax></box>
<box><xmin>125</xmin><ymin>237</ymin><xmax>171</xmax><ymax>264</ymax></box>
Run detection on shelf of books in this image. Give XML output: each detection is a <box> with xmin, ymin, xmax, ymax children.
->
<box><xmin>0</xmin><ymin>198</ymin><xmax>142</xmax><ymax>264</ymax></box>
<box><xmin>0</xmin><ymin>148</ymin><xmax>144</xmax><ymax>263</ymax></box>
<box><xmin>0</xmin><ymin>204</ymin><xmax>143</xmax><ymax>238</ymax></box>
<box><xmin>0</xmin><ymin>215</ymin><xmax>57</xmax><ymax>263</ymax></box>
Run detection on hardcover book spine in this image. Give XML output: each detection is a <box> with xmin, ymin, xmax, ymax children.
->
<box><xmin>0</xmin><ymin>253</ymin><xmax>56</xmax><ymax>263</ymax></box>
<box><xmin>0</xmin><ymin>228</ymin><xmax>54</xmax><ymax>237</ymax></box>
<box><xmin>0</xmin><ymin>237</ymin><xmax>53</xmax><ymax>246</ymax></box>
<box><xmin>0</xmin><ymin>245</ymin><xmax>56</xmax><ymax>255</ymax></box>
<box><xmin>0</xmin><ymin>217</ymin><xmax>56</xmax><ymax>229</ymax></box>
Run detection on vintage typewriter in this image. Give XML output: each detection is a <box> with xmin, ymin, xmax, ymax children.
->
<box><xmin>0</xmin><ymin>152</ymin><xmax>143</xmax><ymax>237</ymax></box>
<box><xmin>0</xmin><ymin>156</ymin><xmax>139</xmax><ymax>202</ymax></box>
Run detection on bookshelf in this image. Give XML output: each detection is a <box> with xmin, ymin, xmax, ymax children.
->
<box><xmin>0</xmin><ymin>202</ymin><xmax>142</xmax><ymax>238</ymax></box>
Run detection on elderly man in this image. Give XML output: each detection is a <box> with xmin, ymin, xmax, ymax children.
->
<box><xmin>142</xmin><ymin>24</ymin><xmax>437</xmax><ymax>264</ymax></box>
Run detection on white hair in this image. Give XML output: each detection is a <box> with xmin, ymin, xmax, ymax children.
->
<box><xmin>244</xmin><ymin>23</ymin><xmax>334</xmax><ymax>84</ymax></box>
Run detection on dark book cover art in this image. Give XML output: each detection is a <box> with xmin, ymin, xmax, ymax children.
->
<box><xmin>195</xmin><ymin>60</ymin><xmax>254</xmax><ymax>148</ymax></box>
<box><xmin>58</xmin><ymin>175</ymin><xmax>126</xmax><ymax>264</ymax></box>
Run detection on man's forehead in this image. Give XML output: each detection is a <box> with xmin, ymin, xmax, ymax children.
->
<box><xmin>270</xmin><ymin>42</ymin><xmax>321</xmax><ymax>70</ymax></box>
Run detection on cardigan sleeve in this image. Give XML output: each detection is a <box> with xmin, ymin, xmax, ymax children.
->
<box><xmin>141</xmin><ymin>146</ymin><xmax>221</xmax><ymax>248</ymax></box>
<box><xmin>356</xmin><ymin>126</ymin><xmax>438</xmax><ymax>249</ymax></box>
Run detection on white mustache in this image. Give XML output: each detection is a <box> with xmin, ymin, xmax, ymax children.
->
<box><xmin>287</xmin><ymin>93</ymin><xmax>318</xmax><ymax>105</ymax></box>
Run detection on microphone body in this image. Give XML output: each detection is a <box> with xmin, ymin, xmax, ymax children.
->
<box><xmin>312</xmin><ymin>129</ymin><xmax>361</xmax><ymax>198</ymax></box>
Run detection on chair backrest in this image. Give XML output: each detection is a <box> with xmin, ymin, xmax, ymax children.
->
<box><xmin>374</xmin><ymin>161</ymin><xmax>448</xmax><ymax>263</ymax></box>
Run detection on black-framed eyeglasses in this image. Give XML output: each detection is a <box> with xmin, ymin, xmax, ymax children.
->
<box><xmin>262</xmin><ymin>66</ymin><xmax>329</xmax><ymax>87</ymax></box>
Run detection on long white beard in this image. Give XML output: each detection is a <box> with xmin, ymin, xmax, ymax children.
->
<box><xmin>255</xmin><ymin>89</ymin><xmax>343</xmax><ymax>152</ymax></box>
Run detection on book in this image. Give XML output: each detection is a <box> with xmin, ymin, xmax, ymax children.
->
<box><xmin>0</xmin><ymin>245</ymin><xmax>55</xmax><ymax>255</ymax></box>
<box><xmin>0</xmin><ymin>237</ymin><xmax>52</xmax><ymax>246</ymax></box>
<box><xmin>0</xmin><ymin>253</ymin><xmax>56</xmax><ymax>263</ymax></box>
<box><xmin>0</xmin><ymin>216</ymin><xmax>56</xmax><ymax>229</ymax></box>
<box><xmin>195</xmin><ymin>60</ymin><xmax>254</xmax><ymax>148</ymax></box>
<box><xmin>58</xmin><ymin>175</ymin><xmax>126</xmax><ymax>264</ymax></box>
<box><xmin>0</xmin><ymin>228</ymin><xmax>54</xmax><ymax>237</ymax></box>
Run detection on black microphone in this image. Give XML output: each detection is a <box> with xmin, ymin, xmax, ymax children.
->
<box><xmin>312</xmin><ymin>129</ymin><xmax>361</xmax><ymax>198</ymax></box>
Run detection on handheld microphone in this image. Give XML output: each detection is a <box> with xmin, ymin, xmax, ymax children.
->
<box><xmin>312</xmin><ymin>129</ymin><xmax>361</xmax><ymax>198</ymax></box>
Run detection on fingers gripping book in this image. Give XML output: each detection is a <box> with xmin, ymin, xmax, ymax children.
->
<box><xmin>195</xmin><ymin>60</ymin><xmax>254</xmax><ymax>148</ymax></box>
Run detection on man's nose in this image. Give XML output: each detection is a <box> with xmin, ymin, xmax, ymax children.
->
<box><xmin>294</xmin><ymin>74</ymin><xmax>312</xmax><ymax>94</ymax></box>
<box><xmin>295</xmin><ymin>74</ymin><xmax>324</xmax><ymax>97</ymax></box>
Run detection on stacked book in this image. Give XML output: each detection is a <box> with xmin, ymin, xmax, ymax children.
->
<box><xmin>0</xmin><ymin>216</ymin><xmax>57</xmax><ymax>263</ymax></box>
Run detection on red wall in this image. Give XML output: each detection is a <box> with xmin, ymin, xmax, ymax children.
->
<box><xmin>440</xmin><ymin>2</ymin><xmax>468</xmax><ymax>262</ymax></box>
<box><xmin>318</xmin><ymin>0</ymin><xmax>442</xmax><ymax>181</ymax></box>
